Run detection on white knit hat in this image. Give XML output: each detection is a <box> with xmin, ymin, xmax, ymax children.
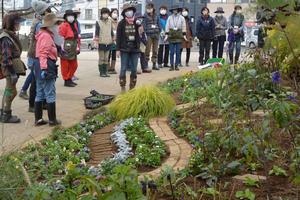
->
<box><xmin>31</xmin><ymin>0</ymin><xmax>50</xmax><ymax>15</ymax></box>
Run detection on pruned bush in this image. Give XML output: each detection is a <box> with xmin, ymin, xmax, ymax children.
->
<box><xmin>109</xmin><ymin>85</ymin><xmax>175</xmax><ymax>119</ymax></box>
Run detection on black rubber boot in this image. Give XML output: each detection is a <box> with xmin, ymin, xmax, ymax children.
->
<box><xmin>175</xmin><ymin>65</ymin><xmax>180</xmax><ymax>71</ymax></box>
<box><xmin>0</xmin><ymin>110</ymin><xmax>20</xmax><ymax>123</ymax></box>
<box><xmin>103</xmin><ymin>64</ymin><xmax>110</xmax><ymax>77</ymax></box>
<box><xmin>129</xmin><ymin>76</ymin><xmax>137</xmax><ymax>90</ymax></box>
<box><xmin>35</xmin><ymin>101</ymin><xmax>47</xmax><ymax>126</ymax></box>
<box><xmin>64</xmin><ymin>80</ymin><xmax>75</xmax><ymax>87</ymax></box>
<box><xmin>47</xmin><ymin>102</ymin><xmax>61</xmax><ymax>126</ymax></box>
<box><xmin>169</xmin><ymin>65</ymin><xmax>175</xmax><ymax>71</ymax></box>
<box><xmin>229</xmin><ymin>53</ymin><xmax>234</xmax><ymax>65</ymax></box>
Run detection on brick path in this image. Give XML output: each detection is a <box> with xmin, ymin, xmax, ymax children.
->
<box><xmin>139</xmin><ymin>117</ymin><xmax>192</xmax><ymax>179</ymax></box>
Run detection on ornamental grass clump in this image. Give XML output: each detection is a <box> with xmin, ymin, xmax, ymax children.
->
<box><xmin>109</xmin><ymin>85</ymin><xmax>176</xmax><ymax>119</ymax></box>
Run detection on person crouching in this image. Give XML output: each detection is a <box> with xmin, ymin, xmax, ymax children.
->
<box><xmin>94</xmin><ymin>8</ymin><xmax>114</xmax><ymax>77</ymax></box>
<box><xmin>34</xmin><ymin>13</ymin><xmax>62</xmax><ymax>126</ymax></box>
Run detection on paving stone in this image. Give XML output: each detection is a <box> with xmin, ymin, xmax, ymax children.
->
<box><xmin>233</xmin><ymin>174</ymin><xmax>267</xmax><ymax>182</ymax></box>
<box><xmin>164</xmin><ymin>157</ymin><xmax>178</xmax><ymax>167</ymax></box>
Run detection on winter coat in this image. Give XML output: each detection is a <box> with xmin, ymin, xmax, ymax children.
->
<box><xmin>196</xmin><ymin>15</ymin><xmax>215</xmax><ymax>40</ymax></box>
<box><xmin>158</xmin><ymin>14</ymin><xmax>169</xmax><ymax>45</ymax></box>
<box><xmin>0</xmin><ymin>31</ymin><xmax>26</xmax><ymax>77</ymax></box>
<box><xmin>214</xmin><ymin>16</ymin><xmax>227</xmax><ymax>37</ymax></box>
<box><xmin>165</xmin><ymin>14</ymin><xmax>186</xmax><ymax>43</ymax></box>
<box><xmin>116</xmin><ymin>19</ymin><xmax>140</xmax><ymax>53</ymax></box>
<box><xmin>111</xmin><ymin>18</ymin><xmax>118</xmax><ymax>50</ymax></box>
<box><xmin>228</xmin><ymin>13</ymin><xmax>245</xmax><ymax>39</ymax></box>
<box><xmin>59</xmin><ymin>21</ymin><xmax>80</xmax><ymax>60</ymax></box>
<box><xmin>35</xmin><ymin>30</ymin><xmax>58</xmax><ymax>80</ymax></box>
<box><xmin>143</xmin><ymin>12</ymin><xmax>160</xmax><ymax>39</ymax></box>
<box><xmin>95</xmin><ymin>18</ymin><xmax>114</xmax><ymax>51</ymax></box>
<box><xmin>182</xmin><ymin>17</ymin><xmax>193</xmax><ymax>49</ymax></box>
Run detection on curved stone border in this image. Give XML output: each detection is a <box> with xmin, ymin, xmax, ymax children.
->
<box><xmin>139</xmin><ymin>117</ymin><xmax>192</xmax><ymax>179</ymax></box>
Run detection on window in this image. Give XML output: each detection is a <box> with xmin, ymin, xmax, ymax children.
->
<box><xmin>85</xmin><ymin>9</ymin><xmax>93</xmax><ymax>20</ymax></box>
<box><xmin>235</xmin><ymin>0</ymin><xmax>249</xmax><ymax>3</ymax></box>
<box><xmin>208</xmin><ymin>0</ymin><xmax>227</xmax><ymax>2</ymax></box>
<box><xmin>81</xmin><ymin>33</ymin><xmax>93</xmax><ymax>39</ymax></box>
<box><xmin>190</xmin><ymin>0</ymin><xmax>196</xmax><ymax>3</ymax></box>
<box><xmin>85</xmin><ymin>25</ymin><xmax>93</xmax><ymax>29</ymax></box>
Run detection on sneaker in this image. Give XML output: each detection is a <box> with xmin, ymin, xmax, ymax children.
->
<box><xmin>19</xmin><ymin>90</ymin><xmax>29</xmax><ymax>100</ymax></box>
<box><xmin>35</xmin><ymin>119</ymin><xmax>48</xmax><ymax>126</ymax></box>
<box><xmin>142</xmin><ymin>68</ymin><xmax>152</xmax><ymax>73</ymax></box>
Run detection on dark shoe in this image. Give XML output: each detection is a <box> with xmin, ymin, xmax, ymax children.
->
<box><xmin>19</xmin><ymin>90</ymin><xmax>29</xmax><ymax>100</ymax></box>
<box><xmin>158</xmin><ymin>64</ymin><xmax>163</xmax><ymax>68</ymax></box>
<box><xmin>129</xmin><ymin>76</ymin><xmax>137</xmax><ymax>90</ymax></box>
<box><xmin>108</xmin><ymin>70</ymin><xmax>117</xmax><ymax>74</ymax></box>
<box><xmin>0</xmin><ymin>110</ymin><xmax>21</xmax><ymax>123</ymax></box>
<box><xmin>186</xmin><ymin>63</ymin><xmax>189</xmax><ymax>67</ymax></box>
<box><xmin>28</xmin><ymin>107</ymin><xmax>35</xmax><ymax>113</ymax></box>
<box><xmin>152</xmin><ymin>63</ymin><xmax>159</xmax><ymax>70</ymax></box>
<box><xmin>175</xmin><ymin>65</ymin><xmax>180</xmax><ymax>71</ymax></box>
<box><xmin>64</xmin><ymin>80</ymin><xmax>76</xmax><ymax>87</ymax></box>
<box><xmin>142</xmin><ymin>68</ymin><xmax>152</xmax><ymax>73</ymax></box>
<box><xmin>178</xmin><ymin>64</ymin><xmax>183</xmax><ymax>67</ymax></box>
<box><xmin>47</xmin><ymin>102</ymin><xmax>61</xmax><ymax>126</ymax></box>
<box><xmin>100</xmin><ymin>74</ymin><xmax>110</xmax><ymax>77</ymax></box>
<box><xmin>120</xmin><ymin>77</ymin><xmax>126</xmax><ymax>88</ymax></box>
<box><xmin>169</xmin><ymin>65</ymin><xmax>175</xmax><ymax>71</ymax></box>
<box><xmin>71</xmin><ymin>80</ymin><xmax>78</xmax><ymax>86</ymax></box>
<box><xmin>163</xmin><ymin>64</ymin><xmax>170</xmax><ymax>68</ymax></box>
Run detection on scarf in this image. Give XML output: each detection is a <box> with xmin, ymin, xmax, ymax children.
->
<box><xmin>125</xmin><ymin>17</ymin><xmax>135</xmax><ymax>25</ymax></box>
<box><xmin>3</xmin><ymin>30</ymin><xmax>22</xmax><ymax>52</ymax></box>
<box><xmin>69</xmin><ymin>22</ymin><xmax>78</xmax><ymax>39</ymax></box>
<box><xmin>214</xmin><ymin>16</ymin><xmax>224</xmax><ymax>25</ymax></box>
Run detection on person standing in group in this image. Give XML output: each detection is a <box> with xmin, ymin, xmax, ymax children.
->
<box><xmin>212</xmin><ymin>7</ymin><xmax>227</xmax><ymax>59</ymax></box>
<box><xmin>20</xmin><ymin>0</ymin><xmax>52</xmax><ymax>113</ymax></box>
<box><xmin>180</xmin><ymin>7</ymin><xmax>193</xmax><ymax>67</ymax></box>
<box><xmin>72</xmin><ymin>8</ymin><xmax>81</xmax><ymax>81</ymax></box>
<box><xmin>59</xmin><ymin>10</ymin><xmax>80</xmax><ymax>87</ymax></box>
<box><xmin>108</xmin><ymin>8</ymin><xmax>119</xmax><ymax>74</ymax></box>
<box><xmin>143</xmin><ymin>3</ymin><xmax>160</xmax><ymax>70</ymax></box>
<box><xmin>165</xmin><ymin>5</ymin><xmax>187</xmax><ymax>71</ymax></box>
<box><xmin>116</xmin><ymin>4</ymin><xmax>141</xmax><ymax>91</ymax></box>
<box><xmin>34</xmin><ymin>13</ymin><xmax>62</xmax><ymax>126</ymax></box>
<box><xmin>228</xmin><ymin>5</ymin><xmax>245</xmax><ymax>64</ymax></box>
<box><xmin>0</xmin><ymin>13</ymin><xmax>26</xmax><ymax>123</ymax></box>
<box><xmin>94</xmin><ymin>7</ymin><xmax>114</xmax><ymax>77</ymax></box>
<box><xmin>196</xmin><ymin>7</ymin><xmax>215</xmax><ymax>65</ymax></box>
<box><xmin>157</xmin><ymin>5</ymin><xmax>170</xmax><ymax>68</ymax></box>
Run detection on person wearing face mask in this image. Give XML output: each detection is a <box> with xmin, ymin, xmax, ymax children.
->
<box><xmin>165</xmin><ymin>5</ymin><xmax>187</xmax><ymax>71</ymax></box>
<box><xmin>94</xmin><ymin>8</ymin><xmax>114</xmax><ymax>77</ymax></box>
<box><xmin>228</xmin><ymin>5</ymin><xmax>245</xmax><ymax>64</ymax></box>
<box><xmin>116</xmin><ymin>4</ymin><xmax>141</xmax><ymax>91</ymax></box>
<box><xmin>0</xmin><ymin>13</ymin><xmax>26</xmax><ymax>123</ymax></box>
<box><xmin>20</xmin><ymin>0</ymin><xmax>52</xmax><ymax>114</ymax></box>
<box><xmin>34</xmin><ymin>13</ymin><xmax>63</xmax><ymax>126</ymax></box>
<box><xmin>108</xmin><ymin>8</ymin><xmax>119</xmax><ymax>74</ymax></box>
<box><xmin>180</xmin><ymin>7</ymin><xmax>193</xmax><ymax>67</ymax></box>
<box><xmin>196</xmin><ymin>7</ymin><xmax>215</xmax><ymax>65</ymax></box>
<box><xmin>212</xmin><ymin>7</ymin><xmax>227</xmax><ymax>59</ymax></box>
<box><xmin>143</xmin><ymin>3</ymin><xmax>161</xmax><ymax>70</ymax></box>
<box><xmin>59</xmin><ymin>10</ymin><xmax>80</xmax><ymax>87</ymax></box>
<box><xmin>157</xmin><ymin>5</ymin><xmax>170</xmax><ymax>68</ymax></box>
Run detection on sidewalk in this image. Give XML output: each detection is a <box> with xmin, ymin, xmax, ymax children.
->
<box><xmin>0</xmin><ymin>51</ymin><xmax>199</xmax><ymax>155</ymax></box>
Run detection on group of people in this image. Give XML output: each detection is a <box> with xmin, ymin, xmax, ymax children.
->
<box><xmin>0</xmin><ymin>1</ymin><xmax>245</xmax><ymax>125</ymax></box>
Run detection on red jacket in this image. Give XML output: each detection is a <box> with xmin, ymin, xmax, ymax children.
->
<box><xmin>59</xmin><ymin>22</ymin><xmax>81</xmax><ymax>49</ymax></box>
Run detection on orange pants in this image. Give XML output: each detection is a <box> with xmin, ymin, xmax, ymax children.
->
<box><xmin>60</xmin><ymin>58</ymin><xmax>78</xmax><ymax>81</ymax></box>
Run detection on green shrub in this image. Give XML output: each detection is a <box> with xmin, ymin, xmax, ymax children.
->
<box><xmin>109</xmin><ymin>85</ymin><xmax>176</xmax><ymax>120</ymax></box>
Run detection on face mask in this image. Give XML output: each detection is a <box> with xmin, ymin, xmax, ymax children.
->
<box><xmin>102</xmin><ymin>13</ymin><xmax>109</xmax><ymax>19</ymax></box>
<box><xmin>182</xmin><ymin>11</ymin><xmax>188</xmax><ymax>17</ymax></box>
<box><xmin>160</xmin><ymin>9</ymin><xmax>166</xmax><ymax>15</ymax></box>
<box><xmin>125</xmin><ymin>10</ymin><xmax>134</xmax><ymax>18</ymax></box>
<box><xmin>216</xmin><ymin>13</ymin><xmax>222</xmax><ymax>17</ymax></box>
<box><xmin>136</xmin><ymin>19</ymin><xmax>143</xmax><ymax>25</ymax></box>
<box><xmin>67</xmin><ymin>15</ymin><xmax>75</xmax><ymax>23</ymax></box>
<box><xmin>146</xmin><ymin>8</ymin><xmax>153</xmax><ymax>13</ymax></box>
<box><xmin>112</xmin><ymin>12</ymin><xmax>118</xmax><ymax>19</ymax></box>
<box><xmin>202</xmin><ymin>11</ymin><xmax>208</xmax><ymax>15</ymax></box>
<box><xmin>236</xmin><ymin>9</ymin><xmax>242</xmax><ymax>14</ymax></box>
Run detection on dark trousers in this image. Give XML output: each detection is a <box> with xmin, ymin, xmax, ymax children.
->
<box><xmin>157</xmin><ymin>44</ymin><xmax>169</xmax><ymax>65</ymax></box>
<box><xmin>180</xmin><ymin>48</ymin><xmax>191</xmax><ymax>64</ymax></box>
<box><xmin>199</xmin><ymin>39</ymin><xmax>211</xmax><ymax>65</ymax></box>
<box><xmin>29</xmin><ymin>73</ymin><xmax>36</xmax><ymax>108</ymax></box>
<box><xmin>109</xmin><ymin>50</ymin><xmax>117</xmax><ymax>61</ymax></box>
<box><xmin>212</xmin><ymin>35</ymin><xmax>226</xmax><ymax>58</ymax></box>
<box><xmin>140</xmin><ymin>52</ymin><xmax>148</xmax><ymax>70</ymax></box>
<box><xmin>229</xmin><ymin>36</ymin><xmax>242</xmax><ymax>64</ymax></box>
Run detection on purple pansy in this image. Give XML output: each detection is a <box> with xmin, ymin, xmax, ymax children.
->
<box><xmin>272</xmin><ymin>71</ymin><xmax>281</xmax><ymax>84</ymax></box>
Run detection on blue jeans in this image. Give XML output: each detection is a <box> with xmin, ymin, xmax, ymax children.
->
<box><xmin>21</xmin><ymin>70</ymin><xmax>34</xmax><ymax>91</ymax></box>
<box><xmin>120</xmin><ymin>52</ymin><xmax>139</xmax><ymax>79</ymax></box>
<box><xmin>229</xmin><ymin>36</ymin><xmax>242</xmax><ymax>62</ymax></box>
<box><xmin>169</xmin><ymin>43</ymin><xmax>181</xmax><ymax>66</ymax></box>
<box><xmin>35</xmin><ymin>78</ymin><xmax>56</xmax><ymax>103</ymax></box>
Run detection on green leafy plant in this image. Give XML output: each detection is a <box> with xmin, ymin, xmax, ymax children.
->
<box><xmin>109</xmin><ymin>85</ymin><xmax>175</xmax><ymax>120</ymax></box>
<box><xmin>243</xmin><ymin>177</ymin><xmax>259</xmax><ymax>188</ymax></box>
<box><xmin>269</xmin><ymin>165</ymin><xmax>288</xmax><ymax>176</ymax></box>
<box><xmin>235</xmin><ymin>189</ymin><xmax>255</xmax><ymax>200</ymax></box>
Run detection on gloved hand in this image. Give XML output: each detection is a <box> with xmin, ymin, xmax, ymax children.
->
<box><xmin>10</xmin><ymin>74</ymin><xmax>18</xmax><ymax>85</ymax></box>
<box><xmin>41</xmin><ymin>69</ymin><xmax>48</xmax><ymax>79</ymax></box>
<box><xmin>194</xmin><ymin>37</ymin><xmax>199</xmax><ymax>43</ymax></box>
<box><xmin>164</xmin><ymin>35</ymin><xmax>168</xmax><ymax>42</ymax></box>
